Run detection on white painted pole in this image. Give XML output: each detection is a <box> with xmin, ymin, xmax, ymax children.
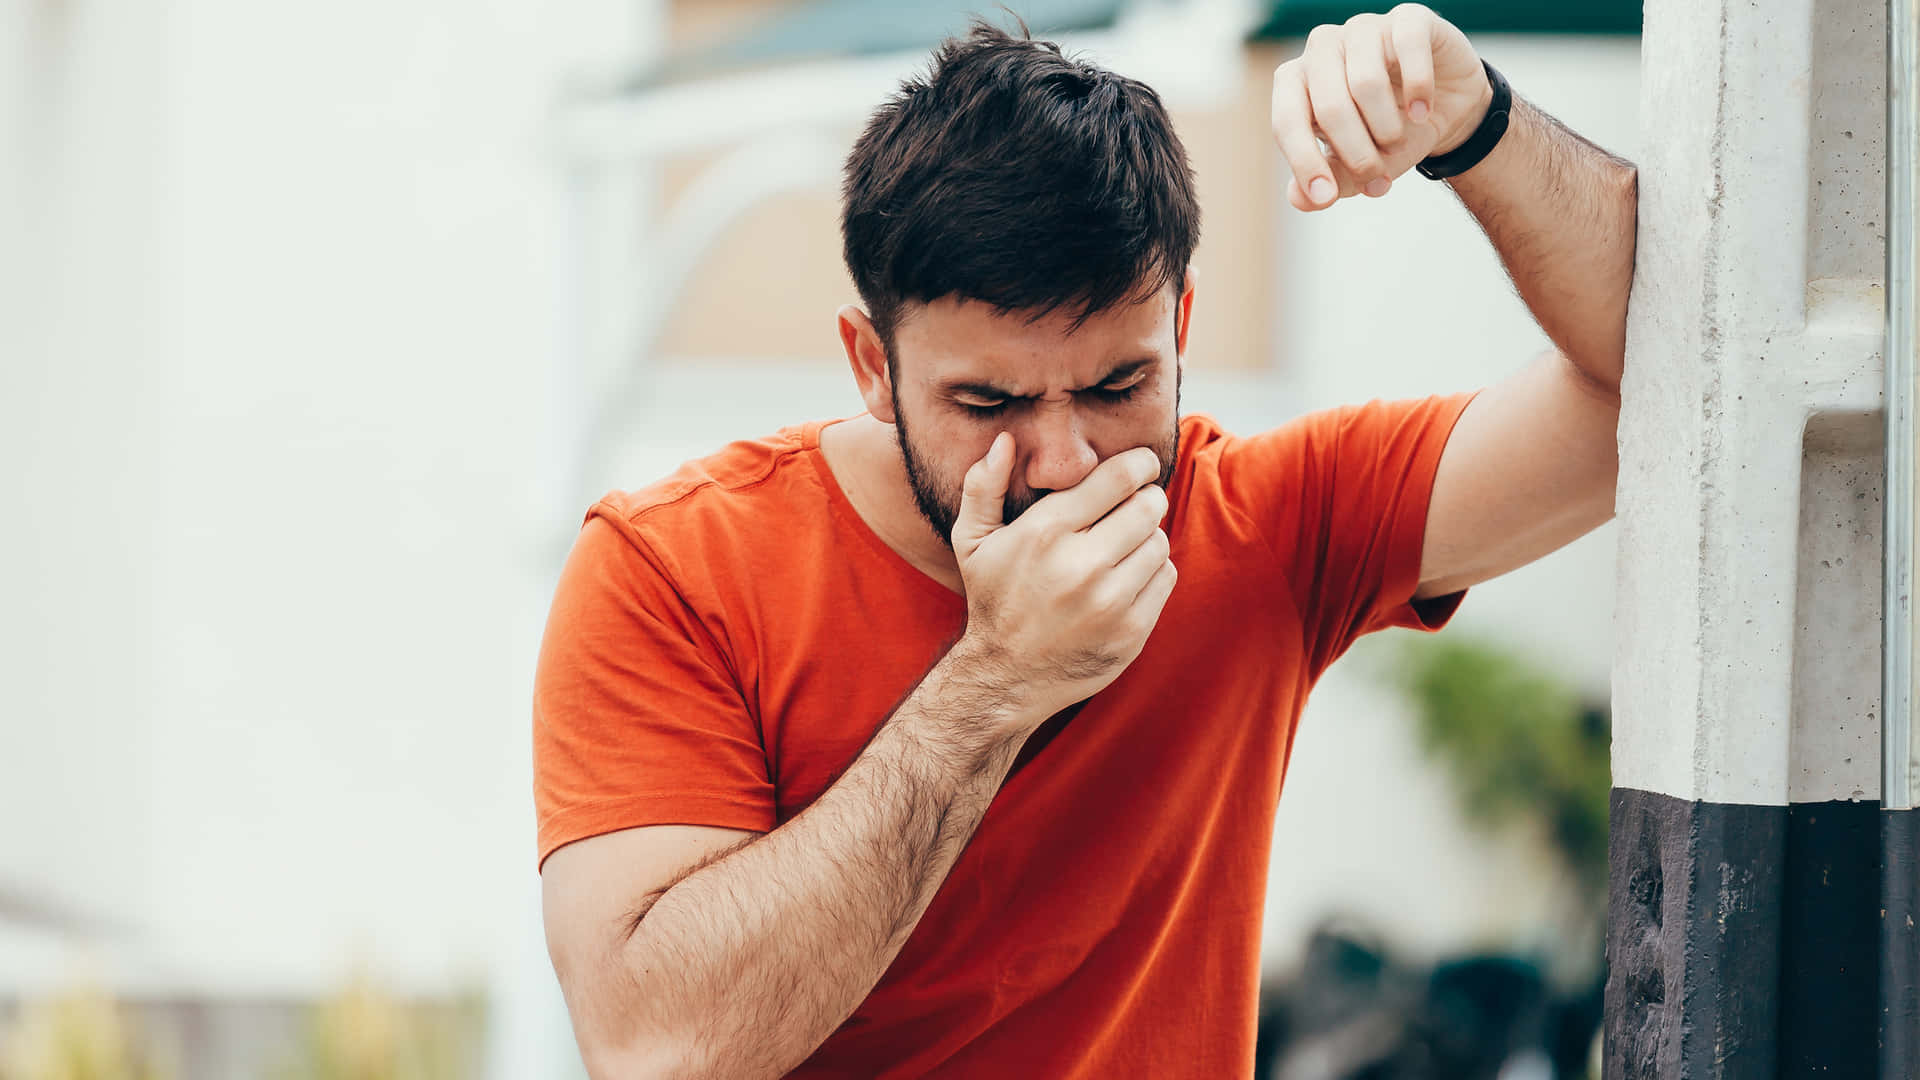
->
<box><xmin>1889</xmin><ymin>0</ymin><xmax>1920</xmax><ymax>818</ymax></box>
<box><xmin>1884</xmin><ymin>4</ymin><xmax>1920</xmax><ymax>1072</ymax></box>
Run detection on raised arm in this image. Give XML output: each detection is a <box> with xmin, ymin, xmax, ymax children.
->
<box><xmin>1270</xmin><ymin>4</ymin><xmax>1637</xmax><ymax>598</ymax></box>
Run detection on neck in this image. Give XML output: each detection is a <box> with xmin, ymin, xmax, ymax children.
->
<box><xmin>824</xmin><ymin>416</ymin><xmax>964</xmax><ymax>594</ymax></box>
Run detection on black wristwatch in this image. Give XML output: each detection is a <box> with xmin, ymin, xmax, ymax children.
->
<box><xmin>1415</xmin><ymin>60</ymin><xmax>1512</xmax><ymax>181</ymax></box>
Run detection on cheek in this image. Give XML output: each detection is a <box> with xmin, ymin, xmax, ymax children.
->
<box><xmin>1099</xmin><ymin>391</ymin><xmax>1173</xmax><ymax>436</ymax></box>
<box><xmin>908</xmin><ymin>410</ymin><xmax>996</xmax><ymax>482</ymax></box>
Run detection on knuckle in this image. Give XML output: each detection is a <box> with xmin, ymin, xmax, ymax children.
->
<box><xmin>1349</xmin><ymin>70</ymin><xmax>1389</xmax><ymax>97</ymax></box>
<box><xmin>1307</xmin><ymin>24</ymin><xmax>1339</xmax><ymax>47</ymax></box>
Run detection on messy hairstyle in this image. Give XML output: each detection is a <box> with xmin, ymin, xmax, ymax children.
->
<box><xmin>840</xmin><ymin>17</ymin><xmax>1201</xmax><ymax>353</ymax></box>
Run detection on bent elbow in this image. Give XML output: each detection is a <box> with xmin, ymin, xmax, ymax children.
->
<box><xmin>579</xmin><ymin>1032</ymin><xmax>703</xmax><ymax>1080</ymax></box>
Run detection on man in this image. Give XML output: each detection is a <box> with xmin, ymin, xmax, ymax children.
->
<box><xmin>535</xmin><ymin>5</ymin><xmax>1635</xmax><ymax>1077</ymax></box>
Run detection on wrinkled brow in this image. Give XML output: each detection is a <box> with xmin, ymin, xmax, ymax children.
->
<box><xmin>935</xmin><ymin>356</ymin><xmax>1156</xmax><ymax>399</ymax></box>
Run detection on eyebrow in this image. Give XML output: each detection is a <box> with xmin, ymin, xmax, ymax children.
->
<box><xmin>936</xmin><ymin>356</ymin><xmax>1156</xmax><ymax>400</ymax></box>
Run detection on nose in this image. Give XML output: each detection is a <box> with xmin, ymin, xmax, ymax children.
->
<box><xmin>1018</xmin><ymin>403</ymin><xmax>1098</xmax><ymax>493</ymax></box>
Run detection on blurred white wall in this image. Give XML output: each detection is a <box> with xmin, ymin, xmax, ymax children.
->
<box><xmin>1</xmin><ymin>0</ymin><xmax>649</xmax><ymax>1013</ymax></box>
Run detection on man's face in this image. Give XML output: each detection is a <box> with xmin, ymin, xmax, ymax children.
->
<box><xmin>885</xmin><ymin>284</ymin><xmax>1187</xmax><ymax>547</ymax></box>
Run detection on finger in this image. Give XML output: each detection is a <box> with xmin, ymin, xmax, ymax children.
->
<box><xmin>1344</xmin><ymin>18</ymin><xmax>1406</xmax><ymax>154</ymax></box>
<box><xmin>1272</xmin><ymin>62</ymin><xmax>1337</xmax><ymax>209</ymax></box>
<box><xmin>1100</xmin><ymin>526</ymin><xmax>1170</xmax><ymax>609</ymax></box>
<box><xmin>1132</xmin><ymin>556</ymin><xmax>1178</xmax><ymax>614</ymax></box>
<box><xmin>951</xmin><ymin>431</ymin><xmax>1012</xmax><ymax>555</ymax></box>
<box><xmin>1024</xmin><ymin>446</ymin><xmax>1162</xmax><ymax>534</ymax></box>
<box><xmin>1084</xmin><ymin>486</ymin><xmax>1169</xmax><ymax>566</ymax></box>
<box><xmin>1108</xmin><ymin>527</ymin><xmax>1170</xmax><ymax>589</ymax></box>
<box><xmin>1128</xmin><ymin>553</ymin><xmax>1175</xmax><ymax>622</ymax></box>
<box><xmin>1286</xmin><ymin>164</ymin><xmax>1365</xmax><ymax>210</ymax></box>
<box><xmin>1288</xmin><ymin>135</ymin><xmax>1369</xmax><ymax>208</ymax></box>
<box><xmin>1390</xmin><ymin>7</ymin><xmax>1436</xmax><ymax>125</ymax></box>
<box><xmin>1304</xmin><ymin>31</ymin><xmax>1387</xmax><ymax>185</ymax></box>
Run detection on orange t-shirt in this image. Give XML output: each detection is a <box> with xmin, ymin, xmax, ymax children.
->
<box><xmin>534</xmin><ymin>396</ymin><xmax>1475</xmax><ymax>1078</ymax></box>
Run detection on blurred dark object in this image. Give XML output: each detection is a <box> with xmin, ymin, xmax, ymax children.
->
<box><xmin>1254</xmin><ymin>924</ymin><xmax>1604</xmax><ymax>1080</ymax></box>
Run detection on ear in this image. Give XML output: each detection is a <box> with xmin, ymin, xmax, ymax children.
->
<box><xmin>1174</xmin><ymin>265</ymin><xmax>1198</xmax><ymax>366</ymax></box>
<box><xmin>837</xmin><ymin>304</ymin><xmax>897</xmax><ymax>423</ymax></box>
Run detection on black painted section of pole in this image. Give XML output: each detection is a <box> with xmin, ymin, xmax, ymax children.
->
<box><xmin>1605</xmin><ymin>788</ymin><xmax>1784</xmax><ymax>1079</ymax></box>
<box><xmin>1887</xmin><ymin>808</ymin><xmax>1920</xmax><ymax>1080</ymax></box>
<box><xmin>1779</xmin><ymin>801</ymin><xmax>1880</xmax><ymax>1077</ymax></box>
<box><xmin>1607</xmin><ymin>790</ymin><xmax>1908</xmax><ymax>1078</ymax></box>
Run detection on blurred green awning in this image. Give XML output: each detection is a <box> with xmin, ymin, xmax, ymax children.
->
<box><xmin>627</xmin><ymin>0</ymin><xmax>1640</xmax><ymax>92</ymax></box>
<box><xmin>1252</xmin><ymin>0</ymin><xmax>1642</xmax><ymax>38</ymax></box>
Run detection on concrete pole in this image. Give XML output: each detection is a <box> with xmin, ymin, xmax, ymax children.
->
<box><xmin>1607</xmin><ymin>0</ymin><xmax>1895</xmax><ymax>1075</ymax></box>
<box><xmin>1884</xmin><ymin>0</ymin><xmax>1920</xmax><ymax>1070</ymax></box>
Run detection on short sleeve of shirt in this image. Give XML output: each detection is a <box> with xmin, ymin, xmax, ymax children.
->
<box><xmin>532</xmin><ymin>506</ymin><xmax>775</xmax><ymax>871</ymax></box>
<box><xmin>1215</xmin><ymin>392</ymin><xmax>1479</xmax><ymax>677</ymax></box>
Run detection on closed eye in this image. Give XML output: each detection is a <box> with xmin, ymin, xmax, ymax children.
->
<box><xmin>1089</xmin><ymin>381</ymin><xmax>1143</xmax><ymax>405</ymax></box>
<box><xmin>954</xmin><ymin>374</ymin><xmax>1147</xmax><ymax>418</ymax></box>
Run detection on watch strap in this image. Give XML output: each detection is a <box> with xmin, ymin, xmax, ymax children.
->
<box><xmin>1416</xmin><ymin>60</ymin><xmax>1512</xmax><ymax>181</ymax></box>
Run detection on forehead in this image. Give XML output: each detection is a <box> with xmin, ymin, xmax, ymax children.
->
<box><xmin>892</xmin><ymin>288</ymin><xmax>1176</xmax><ymax>393</ymax></box>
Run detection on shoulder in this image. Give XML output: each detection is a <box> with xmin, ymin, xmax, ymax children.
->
<box><xmin>582</xmin><ymin>419</ymin><xmax>843</xmax><ymax>581</ymax></box>
<box><xmin>596</xmin><ymin>422</ymin><xmax>818</xmax><ymax>526</ymax></box>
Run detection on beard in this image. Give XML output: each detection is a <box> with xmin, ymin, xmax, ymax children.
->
<box><xmin>890</xmin><ymin>371</ymin><xmax>1182</xmax><ymax>550</ymax></box>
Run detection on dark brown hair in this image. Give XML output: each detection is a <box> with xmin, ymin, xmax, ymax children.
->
<box><xmin>840</xmin><ymin>17</ymin><xmax>1201</xmax><ymax>352</ymax></box>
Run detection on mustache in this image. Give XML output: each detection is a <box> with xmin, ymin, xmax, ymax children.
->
<box><xmin>1000</xmin><ymin>487</ymin><xmax>1047</xmax><ymax>524</ymax></box>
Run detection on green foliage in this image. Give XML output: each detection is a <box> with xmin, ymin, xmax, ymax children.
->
<box><xmin>269</xmin><ymin>977</ymin><xmax>486</xmax><ymax>1080</ymax></box>
<box><xmin>0</xmin><ymin>988</ymin><xmax>170</xmax><ymax>1080</ymax></box>
<box><xmin>1387</xmin><ymin>636</ymin><xmax>1611</xmax><ymax>888</ymax></box>
<box><xmin>0</xmin><ymin>976</ymin><xmax>486</xmax><ymax>1080</ymax></box>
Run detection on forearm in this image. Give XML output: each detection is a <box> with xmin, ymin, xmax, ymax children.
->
<box><xmin>607</xmin><ymin>641</ymin><xmax>1031</xmax><ymax>1079</ymax></box>
<box><xmin>1448</xmin><ymin>89</ymin><xmax>1639</xmax><ymax>392</ymax></box>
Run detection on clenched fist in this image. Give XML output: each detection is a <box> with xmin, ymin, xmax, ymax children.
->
<box><xmin>1271</xmin><ymin>3</ymin><xmax>1493</xmax><ymax>210</ymax></box>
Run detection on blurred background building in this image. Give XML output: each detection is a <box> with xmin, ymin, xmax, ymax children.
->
<box><xmin>2</xmin><ymin>0</ymin><xmax>1636</xmax><ymax>1075</ymax></box>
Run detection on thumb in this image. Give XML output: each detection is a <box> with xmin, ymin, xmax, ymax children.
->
<box><xmin>951</xmin><ymin>431</ymin><xmax>1012</xmax><ymax>558</ymax></box>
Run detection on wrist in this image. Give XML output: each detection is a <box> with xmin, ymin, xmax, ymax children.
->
<box><xmin>1432</xmin><ymin>66</ymin><xmax>1497</xmax><ymax>157</ymax></box>
<box><xmin>889</xmin><ymin>638</ymin><xmax>1039</xmax><ymax>775</ymax></box>
<box><xmin>939</xmin><ymin>634</ymin><xmax>1055</xmax><ymax>726</ymax></box>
